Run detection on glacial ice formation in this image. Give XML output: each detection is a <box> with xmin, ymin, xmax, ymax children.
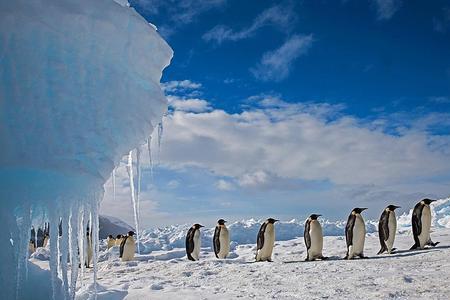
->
<box><xmin>0</xmin><ymin>0</ymin><xmax>172</xmax><ymax>299</ymax></box>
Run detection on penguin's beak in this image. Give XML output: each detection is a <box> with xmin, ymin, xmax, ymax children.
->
<box><xmin>430</xmin><ymin>199</ymin><xmax>437</xmax><ymax>203</ymax></box>
<box><xmin>317</xmin><ymin>214</ymin><xmax>322</xmax><ymax>217</ymax></box>
<box><xmin>224</xmin><ymin>220</ymin><xmax>227</xmax><ymax>223</ymax></box>
<box><xmin>274</xmin><ymin>219</ymin><xmax>279</xmax><ymax>222</ymax></box>
<box><xmin>199</xmin><ymin>225</ymin><xmax>204</xmax><ymax>227</ymax></box>
<box><xmin>394</xmin><ymin>206</ymin><xmax>401</xmax><ymax>209</ymax></box>
<box><xmin>361</xmin><ymin>208</ymin><xmax>368</xmax><ymax>211</ymax></box>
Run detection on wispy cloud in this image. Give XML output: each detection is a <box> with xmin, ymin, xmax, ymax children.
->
<box><xmin>161</xmin><ymin>80</ymin><xmax>202</xmax><ymax>93</ymax></box>
<box><xmin>372</xmin><ymin>0</ymin><xmax>402</xmax><ymax>21</ymax></box>
<box><xmin>203</xmin><ymin>3</ymin><xmax>297</xmax><ymax>44</ymax></box>
<box><xmin>250</xmin><ymin>34</ymin><xmax>313</xmax><ymax>82</ymax></box>
<box><xmin>131</xmin><ymin>0</ymin><xmax>227</xmax><ymax>37</ymax></box>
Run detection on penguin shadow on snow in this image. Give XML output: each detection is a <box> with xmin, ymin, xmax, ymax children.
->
<box><xmin>283</xmin><ymin>255</ymin><xmax>341</xmax><ymax>264</ymax></box>
<box><xmin>369</xmin><ymin>244</ymin><xmax>450</xmax><ymax>260</ymax></box>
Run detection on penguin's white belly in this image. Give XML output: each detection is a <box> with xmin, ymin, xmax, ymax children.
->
<box><xmin>115</xmin><ymin>239</ymin><xmax>122</xmax><ymax>246</ymax></box>
<box><xmin>107</xmin><ymin>239</ymin><xmax>115</xmax><ymax>250</ymax></box>
<box><xmin>121</xmin><ymin>237</ymin><xmax>135</xmax><ymax>261</ymax></box>
<box><xmin>85</xmin><ymin>240</ymin><xmax>93</xmax><ymax>266</ymax></box>
<box><xmin>350</xmin><ymin>216</ymin><xmax>366</xmax><ymax>256</ymax></box>
<box><xmin>257</xmin><ymin>224</ymin><xmax>275</xmax><ymax>261</ymax></box>
<box><xmin>308</xmin><ymin>221</ymin><xmax>323</xmax><ymax>258</ymax></box>
<box><xmin>418</xmin><ymin>206</ymin><xmax>431</xmax><ymax>248</ymax></box>
<box><xmin>386</xmin><ymin>212</ymin><xmax>397</xmax><ymax>252</ymax></box>
<box><xmin>192</xmin><ymin>230</ymin><xmax>201</xmax><ymax>260</ymax></box>
<box><xmin>218</xmin><ymin>228</ymin><xmax>230</xmax><ymax>259</ymax></box>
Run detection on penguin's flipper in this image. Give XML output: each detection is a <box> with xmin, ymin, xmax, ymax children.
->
<box><xmin>185</xmin><ymin>227</ymin><xmax>195</xmax><ymax>260</ymax></box>
<box><xmin>304</xmin><ymin>220</ymin><xmax>311</xmax><ymax>250</ymax></box>
<box><xmin>213</xmin><ymin>226</ymin><xmax>221</xmax><ymax>258</ymax></box>
<box><xmin>256</xmin><ymin>223</ymin><xmax>267</xmax><ymax>251</ymax></box>
<box><xmin>119</xmin><ymin>236</ymin><xmax>128</xmax><ymax>258</ymax></box>
<box><xmin>345</xmin><ymin>214</ymin><xmax>355</xmax><ymax>248</ymax></box>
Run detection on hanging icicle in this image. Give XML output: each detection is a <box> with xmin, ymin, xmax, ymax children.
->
<box><xmin>157</xmin><ymin>121</ymin><xmax>164</xmax><ymax>165</ymax></box>
<box><xmin>127</xmin><ymin>151</ymin><xmax>140</xmax><ymax>254</ymax></box>
<box><xmin>147</xmin><ymin>136</ymin><xmax>154</xmax><ymax>180</ymax></box>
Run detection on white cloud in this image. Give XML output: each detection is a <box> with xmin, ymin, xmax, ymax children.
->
<box><xmin>215</xmin><ymin>179</ymin><xmax>235</xmax><ymax>191</ymax></box>
<box><xmin>161</xmin><ymin>80</ymin><xmax>202</xmax><ymax>93</ymax></box>
<box><xmin>158</xmin><ymin>95</ymin><xmax>450</xmax><ymax>188</ymax></box>
<box><xmin>203</xmin><ymin>3</ymin><xmax>296</xmax><ymax>44</ymax></box>
<box><xmin>168</xmin><ymin>96</ymin><xmax>212</xmax><ymax>113</ymax></box>
<box><xmin>251</xmin><ymin>34</ymin><xmax>313</xmax><ymax>82</ymax></box>
<box><xmin>372</xmin><ymin>0</ymin><xmax>402</xmax><ymax>21</ymax></box>
<box><xmin>167</xmin><ymin>179</ymin><xmax>180</xmax><ymax>189</ymax></box>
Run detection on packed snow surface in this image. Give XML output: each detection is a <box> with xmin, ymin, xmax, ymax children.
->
<box><xmin>35</xmin><ymin>227</ymin><xmax>450</xmax><ymax>300</ymax></box>
<box><xmin>28</xmin><ymin>198</ymin><xmax>450</xmax><ymax>299</ymax></box>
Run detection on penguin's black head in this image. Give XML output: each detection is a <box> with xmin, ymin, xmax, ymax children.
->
<box><xmin>193</xmin><ymin>224</ymin><xmax>204</xmax><ymax>229</ymax></box>
<box><xmin>387</xmin><ymin>205</ymin><xmax>400</xmax><ymax>211</ymax></box>
<box><xmin>128</xmin><ymin>231</ymin><xmax>135</xmax><ymax>236</ymax></box>
<box><xmin>217</xmin><ymin>219</ymin><xmax>226</xmax><ymax>225</ymax></box>
<box><xmin>267</xmin><ymin>218</ymin><xmax>279</xmax><ymax>224</ymax></box>
<box><xmin>116</xmin><ymin>234</ymin><xmax>122</xmax><ymax>239</ymax></box>
<box><xmin>309</xmin><ymin>214</ymin><xmax>321</xmax><ymax>220</ymax></box>
<box><xmin>108</xmin><ymin>235</ymin><xmax>113</xmax><ymax>239</ymax></box>
<box><xmin>422</xmin><ymin>198</ymin><xmax>437</xmax><ymax>205</ymax></box>
<box><xmin>352</xmin><ymin>207</ymin><xmax>368</xmax><ymax>214</ymax></box>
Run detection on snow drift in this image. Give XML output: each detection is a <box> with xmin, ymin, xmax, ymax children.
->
<box><xmin>0</xmin><ymin>0</ymin><xmax>172</xmax><ymax>299</ymax></box>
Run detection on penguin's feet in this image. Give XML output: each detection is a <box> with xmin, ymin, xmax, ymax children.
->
<box><xmin>319</xmin><ymin>256</ymin><xmax>328</xmax><ymax>260</ymax></box>
<box><xmin>429</xmin><ymin>241</ymin><xmax>440</xmax><ymax>247</ymax></box>
<box><xmin>358</xmin><ymin>254</ymin><xmax>368</xmax><ymax>259</ymax></box>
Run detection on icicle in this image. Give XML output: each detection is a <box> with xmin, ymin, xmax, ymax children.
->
<box><xmin>59</xmin><ymin>211</ymin><xmax>70</xmax><ymax>300</ymax></box>
<box><xmin>91</xmin><ymin>194</ymin><xmax>101</xmax><ymax>300</ymax></box>
<box><xmin>16</xmin><ymin>204</ymin><xmax>32</xmax><ymax>299</ymax></box>
<box><xmin>147</xmin><ymin>136</ymin><xmax>154</xmax><ymax>179</ymax></box>
<box><xmin>78</xmin><ymin>206</ymin><xmax>88</xmax><ymax>287</ymax></box>
<box><xmin>49</xmin><ymin>205</ymin><xmax>60</xmax><ymax>300</ymax></box>
<box><xmin>127</xmin><ymin>150</ymin><xmax>140</xmax><ymax>254</ymax></box>
<box><xmin>157</xmin><ymin>121</ymin><xmax>163</xmax><ymax>165</ymax></box>
<box><xmin>69</xmin><ymin>203</ymin><xmax>79</xmax><ymax>300</ymax></box>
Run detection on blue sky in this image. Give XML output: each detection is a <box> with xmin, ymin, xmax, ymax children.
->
<box><xmin>101</xmin><ymin>0</ymin><xmax>450</xmax><ymax>228</ymax></box>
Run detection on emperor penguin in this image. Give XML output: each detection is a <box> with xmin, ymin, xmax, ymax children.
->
<box><xmin>186</xmin><ymin>224</ymin><xmax>204</xmax><ymax>261</ymax></box>
<box><xmin>377</xmin><ymin>205</ymin><xmax>400</xmax><ymax>254</ymax></box>
<box><xmin>28</xmin><ymin>239</ymin><xmax>36</xmax><ymax>255</ymax></box>
<box><xmin>304</xmin><ymin>214</ymin><xmax>326</xmax><ymax>261</ymax></box>
<box><xmin>410</xmin><ymin>199</ymin><xmax>439</xmax><ymax>250</ymax></box>
<box><xmin>345</xmin><ymin>208</ymin><xmax>367</xmax><ymax>259</ymax></box>
<box><xmin>256</xmin><ymin>218</ymin><xmax>278</xmax><ymax>262</ymax></box>
<box><xmin>120</xmin><ymin>231</ymin><xmax>136</xmax><ymax>261</ymax></box>
<box><xmin>106</xmin><ymin>235</ymin><xmax>115</xmax><ymax>250</ymax></box>
<box><xmin>85</xmin><ymin>231</ymin><xmax>93</xmax><ymax>268</ymax></box>
<box><xmin>115</xmin><ymin>234</ymin><xmax>123</xmax><ymax>246</ymax></box>
<box><xmin>213</xmin><ymin>219</ymin><xmax>230</xmax><ymax>259</ymax></box>
<box><xmin>43</xmin><ymin>233</ymin><xmax>49</xmax><ymax>248</ymax></box>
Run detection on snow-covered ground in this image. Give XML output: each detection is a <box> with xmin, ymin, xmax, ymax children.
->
<box><xmin>62</xmin><ymin>228</ymin><xmax>450</xmax><ymax>299</ymax></box>
<box><xmin>30</xmin><ymin>199</ymin><xmax>450</xmax><ymax>300</ymax></box>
